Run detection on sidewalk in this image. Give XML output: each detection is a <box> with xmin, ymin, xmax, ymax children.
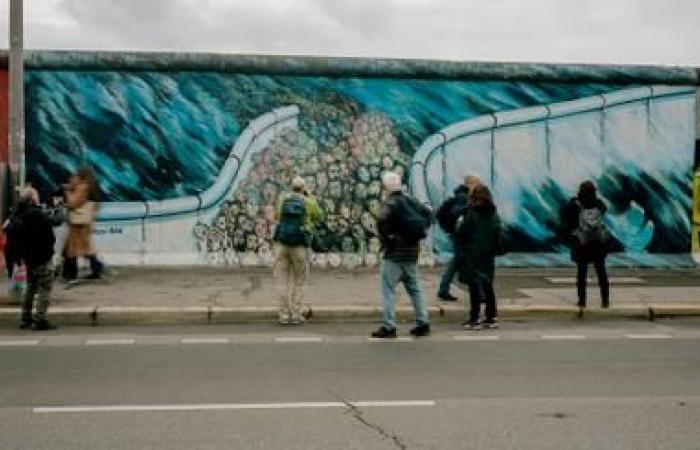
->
<box><xmin>1</xmin><ymin>266</ymin><xmax>699</xmax><ymax>326</ymax></box>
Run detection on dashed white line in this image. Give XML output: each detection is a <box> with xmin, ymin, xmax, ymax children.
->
<box><xmin>625</xmin><ymin>333</ymin><xmax>672</xmax><ymax>339</ymax></box>
<box><xmin>181</xmin><ymin>338</ymin><xmax>230</xmax><ymax>345</ymax></box>
<box><xmin>85</xmin><ymin>339</ymin><xmax>135</xmax><ymax>346</ymax></box>
<box><xmin>274</xmin><ymin>337</ymin><xmax>324</xmax><ymax>343</ymax></box>
<box><xmin>541</xmin><ymin>335</ymin><xmax>587</xmax><ymax>340</ymax></box>
<box><xmin>33</xmin><ymin>400</ymin><xmax>436</xmax><ymax>414</ymax></box>
<box><xmin>366</xmin><ymin>337</ymin><xmax>414</xmax><ymax>342</ymax></box>
<box><xmin>0</xmin><ymin>339</ymin><xmax>40</xmax><ymax>346</ymax></box>
<box><xmin>453</xmin><ymin>335</ymin><xmax>501</xmax><ymax>341</ymax></box>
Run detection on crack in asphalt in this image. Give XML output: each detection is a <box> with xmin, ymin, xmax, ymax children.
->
<box><xmin>330</xmin><ymin>391</ymin><xmax>408</xmax><ymax>450</ymax></box>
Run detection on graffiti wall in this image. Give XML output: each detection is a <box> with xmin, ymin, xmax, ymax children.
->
<box><xmin>22</xmin><ymin>53</ymin><xmax>698</xmax><ymax>267</ymax></box>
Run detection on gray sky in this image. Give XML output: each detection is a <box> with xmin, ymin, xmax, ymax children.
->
<box><xmin>0</xmin><ymin>0</ymin><xmax>698</xmax><ymax>66</ymax></box>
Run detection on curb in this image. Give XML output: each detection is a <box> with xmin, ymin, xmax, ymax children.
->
<box><xmin>1</xmin><ymin>304</ymin><xmax>700</xmax><ymax>326</ymax></box>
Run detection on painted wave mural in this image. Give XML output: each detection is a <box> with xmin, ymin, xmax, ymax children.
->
<box><xmin>24</xmin><ymin>71</ymin><xmax>695</xmax><ymax>267</ymax></box>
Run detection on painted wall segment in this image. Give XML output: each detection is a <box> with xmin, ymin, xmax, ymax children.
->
<box><xmin>21</xmin><ymin>61</ymin><xmax>697</xmax><ymax>268</ymax></box>
<box><xmin>414</xmin><ymin>86</ymin><xmax>695</xmax><ymax>267</ymax></box>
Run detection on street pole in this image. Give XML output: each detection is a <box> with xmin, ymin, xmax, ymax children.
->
<box><xmin>8</xmin><ymin>0</ymin><xmax>24</xmax><ymax>208</ymax></box>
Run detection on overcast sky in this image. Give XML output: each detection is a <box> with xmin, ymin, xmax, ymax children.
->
<box><xmin>0</xmin><ymin>0</ymin><xmax>697</xmax><ymax>66</ymax></box>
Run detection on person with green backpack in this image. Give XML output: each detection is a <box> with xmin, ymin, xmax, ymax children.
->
<box><xmin>273</xmin><ymin>177</ymin><xmax>323</xmax><ymax>325</ymax></box>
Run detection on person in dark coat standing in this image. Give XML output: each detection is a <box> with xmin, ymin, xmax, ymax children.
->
<box><xmin>560</xmin><ymin>180</ymin><xmax>610</xmax><ymax>310</ymax></box>
<box><xmin>455</xmin><ymin>184</ymin><xmax>502</xmax><ymax>330</ymax></box>
<box><xmin>12</xmin><ymin>187</ymin><xmax>64</xmax><ymax>330</ymax></box>
<box><xmin>435</xmin><ymin>175</ymin><xmax>481</xmax><ymax>302</ymax></box>
<box><xmin>371</xmin><ymin>171</ymin><xmax>432</xmax><ymax>339</ymax></box>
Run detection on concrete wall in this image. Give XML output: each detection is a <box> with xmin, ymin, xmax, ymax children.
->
<box><xmin>13</xmin><ymin>51</ymin><xmax>700</xmax><ymax>267</ymax></box>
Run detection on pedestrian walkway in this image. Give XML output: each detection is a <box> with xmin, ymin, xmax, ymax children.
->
<box><xmin>0</xmin><ymin>267</ymin><xmax>699</xmax><ymax>325</ymax></box>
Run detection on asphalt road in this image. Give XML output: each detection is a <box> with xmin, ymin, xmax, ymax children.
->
<box><xmin>1</xmin><ymin>320</ymin><xmax>699</xmax><ymax>449</ymax></box>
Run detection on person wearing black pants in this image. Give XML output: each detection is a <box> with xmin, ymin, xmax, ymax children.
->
<box><xmin>577</xmin><ymin>257</ymin><xmax>609</xmax><ymax>309</ymax></box>
<box><xmin>466</xmin><ymin>281</ymin><xmax>497</xmax><ymax>328</ymax></box>
<box><xmin>455</xmin><ymin>184</ymin><xmax>503</xmax><ymax>330</ymax></box>
<box><xmin>561</xmin><ymin>180</ymin><xmax>611</xmax><ymax>310</ymax></box>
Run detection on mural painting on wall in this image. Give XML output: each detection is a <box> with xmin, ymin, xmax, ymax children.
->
<box><xmin>25</xmin><ymin>72</ymin><xmax>696</xmax><ymax>267</ymax></box>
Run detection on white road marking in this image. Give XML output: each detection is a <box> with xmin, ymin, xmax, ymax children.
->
<box><xmin>85</xmin><ymin>339</ymin><xmax>135</xmax><ymax>346</ymax></box>
<box><xmin>366</xmin><ymin>337</ymin><xmax>414</xmax><ymax>342</ymax></box>
<box><xmin>541</xmin><ymin>335</ymin><xmax>587</xmax><ymax>340</ymax></box>
<box><xmin>33</xmin><ymin>400</ymin><xmax>436</xmax><ymax>414</ymax></box>
<box><xmin>546</xmin><ymin>277</ymin><xmax>644</xmax><ymax>284</ymax></box>
<box><xmin>181</xmin><ymin>338</ymin><xmax>230</xmax><ymax>344</ymax></box>
<box><xmin>0</xmin><ymin>339</ymin><xmax>39</xmax><ymax>346</ymax></box>
<box><xmin>453</xmin><ymin>335</ymin><xmax>501</xmax><ymax>341</ymax></box>
<box><xmin>625</xmin><ymin>333</ymin><xmax>673</xmax><ymax>339</ymax></box>
<box><xmin>274</xmin><ymin>337</ymin><xmax>324</xmax><ymax>343</ymax></box>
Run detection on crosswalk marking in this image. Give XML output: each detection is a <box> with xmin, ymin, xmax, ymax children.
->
<box><xmin>625</xmin><ymin>333</ymin><xmax>672</xmax><ymax>339</ymax></box>
<box><xmin>85</xmin><ymin>339</ymin><xmax>135</xmax><ymax>346</ymax></box>
<box><xmin>453</xmin><ymin>335</ymin><xmax>501</xmax><ymax>341</ymax></box>
<box><xmin>181</xmin><ymin>338</ymin><xmax>230</xmax><ymax>344</ymax></box>
<box><xmin>274</xmin><ymin>337</ymin><xmax>324</xmax><ymax>343</ymax></box>
<box><xmin>0</xmin><ymin>339</ymin><xmax>39</xmax><ymax>346</ymax></box>
<box><xmin>541</xmin><ymin>335</ymin><xmax>587</xmax><ymax>340</ymax></box>
<box><xmin>366</xmin><ymin>337</ymin><xmax>414</xmax><ymax>342</ymax></box>
<box><xmin>33</xmin><ymin>400</ymin><xmax>437</xmax><ymax>414</ymax></box>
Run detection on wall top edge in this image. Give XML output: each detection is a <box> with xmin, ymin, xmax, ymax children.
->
<box><xmin>0</xmin><ymin>50</ymin><xmax>696</xmax><ymax>84</ymax></box>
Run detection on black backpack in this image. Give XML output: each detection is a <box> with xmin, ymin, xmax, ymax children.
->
<box><xmin>436</xmin><ymin>196</ymin><xmax>468</xmax><ymax>234</ymax></box>
<box><xmin>273</xmin><ymin>195</ymin><xmax>308</xmax><ymax>247</ymax></box>
<box><xmin>391</xmin><ymin>195</ymin><xmax>432</xmax><ymax>243</ymax></box>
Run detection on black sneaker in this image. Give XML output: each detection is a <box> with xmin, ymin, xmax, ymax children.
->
<box><xmin>462</xmin><ymin>321</ymin><xmax>482</xmax><ymax>330</ymax></box>
<box><xmin>371</xmin><ymin>327</ymin><xmax>397</xmax><ymax>339</ymax></box>
<box><xmin>437</xmin><ymin>293</ymin><xmax>458</xmax><ymax>302</ymax></box>
<box><xmin>601</xmin><ymin>301</ymin><xmax>610</xmax><ymax>309</ymax></box>
<box><xmin>19</xmin><ymin>320</ymin><xmax>33</xmax><ymax>330</ymax></box>
<box><xmin>31</xmin><ymin>320</ymin><xmax>57</xmax><ymax>331</ymax></box>
<box><xmin>482</xmin><ymin>319</ymin><xmax>499</xmax><ymax>329</ymax></box>
<box><xmin>409</xmin><ymin>323</ymin><xmax>431</xmax><ymax>337</ymax></box>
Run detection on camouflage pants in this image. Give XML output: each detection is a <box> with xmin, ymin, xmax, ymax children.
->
<box><xmin>273</xmin><ymin>244</ymin><xmax>309</xmax><ymax>321</ymax></box>
<box><xmin>22</xmin><ymin>261</ymin><xmax>54</xmax><ymax>322</ymax></box>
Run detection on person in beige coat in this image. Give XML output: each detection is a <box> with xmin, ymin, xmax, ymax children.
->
<box><xmin>62</xmin><ymin>167</ymin><xmax>103</xmax><ymax>283</ymax></box>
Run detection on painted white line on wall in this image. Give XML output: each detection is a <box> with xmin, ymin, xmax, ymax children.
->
<box><xmin>181</xmin><ymin>338</ymin><xmax>230</xmax><ymax>345</ymax></box>
<box><xmin>0</xmin><ymin>340</ymin><xmax>39</xmax><ymax>346</ymax></box>
<box><xmin>274</xmin><ymin>337</ymin><xmax>324</xmax><ymax>343</ymax></box>
<box><xmin>85</xmin><ymin>339</ymin><xmax>135</xmax><ymax>346</ymax></box>
<box><xmin>453</xmin><ymin>335</ymin><xmax>501</xmax><ymax>341</ymax></box>
<box><xmin>541</xmin><ymin>335</ymin><xmax>587</xmax><ymax>340</ymax></box>
<box><xmin>625</xmin><ymin>334</ymin><xmax>672</xmax><ymax>339</ymax></box>
<box><xmin>33</xmin><ymin>400</ymin><xmax>436</xmax><ymax>414</ymax></box>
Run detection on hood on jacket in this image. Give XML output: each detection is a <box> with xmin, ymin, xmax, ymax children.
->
<box><xmin>454</xmin><ymin>185</ymin><xmax>470</xmax><ymax>196</ymax></box>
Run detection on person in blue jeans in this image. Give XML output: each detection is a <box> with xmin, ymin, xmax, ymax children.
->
<box><xmin>436</xmin><ymin>175</ymin><xmax>481</xmax><ymax>301</ymax></box>
<box><xmin>371</xmin><ymin>172</ymin><xmax>432</xmax><ymax>339</ymax></box>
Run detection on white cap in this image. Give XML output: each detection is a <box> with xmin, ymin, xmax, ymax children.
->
<box><xmin>382</xmin><ymin>171</ymin><xmax>402</xmax><ymax>193</ymax></box>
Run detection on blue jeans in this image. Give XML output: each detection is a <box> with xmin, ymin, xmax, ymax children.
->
<box><xmin>381</xmin><ymin>259</ymin><xmax>429</xmax><ymax>330</ymax></box>
<box><xmin>437</xmin><ymin>255</ymin><xmax>458</xmax><ymax>296</ymax></box>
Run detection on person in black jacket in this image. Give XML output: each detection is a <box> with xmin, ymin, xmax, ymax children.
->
<box><xmin>371</xmin><ymin>171</ymin><xmax>432</xmax><ymax>339</ymax></box>
<box><xmin>435</xmin><ymin>175</ymin><xmax>481</xmax><ymax>301</ymax></box>
<box><xmin>560</xmin><ymin>180</ymin><xmax>610</xmax><ymax>310</ymax></box>
<box><xmin>12</xmin><ymin>187</ymin><xmax>64</xmax><ymax>330</ymax></box>
<box><xmin>455</xmin><ymin>184</ymin><xmax>503</xmax><ymax>330</ymax></box>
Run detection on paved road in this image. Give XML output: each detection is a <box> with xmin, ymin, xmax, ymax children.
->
<box><xmin>1</xmin><ymin>320</ymin><xmax>699</xmax><ymax>449</ymax></box>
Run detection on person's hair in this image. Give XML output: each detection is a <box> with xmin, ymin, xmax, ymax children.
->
<box><xmin>469</xmin><ymin>184</ymin><xmax>494</xmax><ymax>207</ymax></box>
<box><xmin>464</xmin><ymin>175</ymin><xmax>481</xmax><ymax>190</ymax></box>
<box><xmin>577</xmin><ymin>180</ymin><xmax>597</xmax><ymax>201</ymax></box>
<box><xmin>19</xmin><ymin>186</ymin><xmax>39</xmax><ymax>205</ymax></box>
<box><xmin>381</xmin><ymin>171</ymin><xmax>402</xmax><ymax>193</ymax></box>
<box><xmin>291</xmin><ymin>176</ymin><xmax>306</xmax><ymax>193</ymax></box>
<box><xmin>77</xmin><ymin>166</ymin><xmax>100</xmax><ymax>202</ymax></box>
